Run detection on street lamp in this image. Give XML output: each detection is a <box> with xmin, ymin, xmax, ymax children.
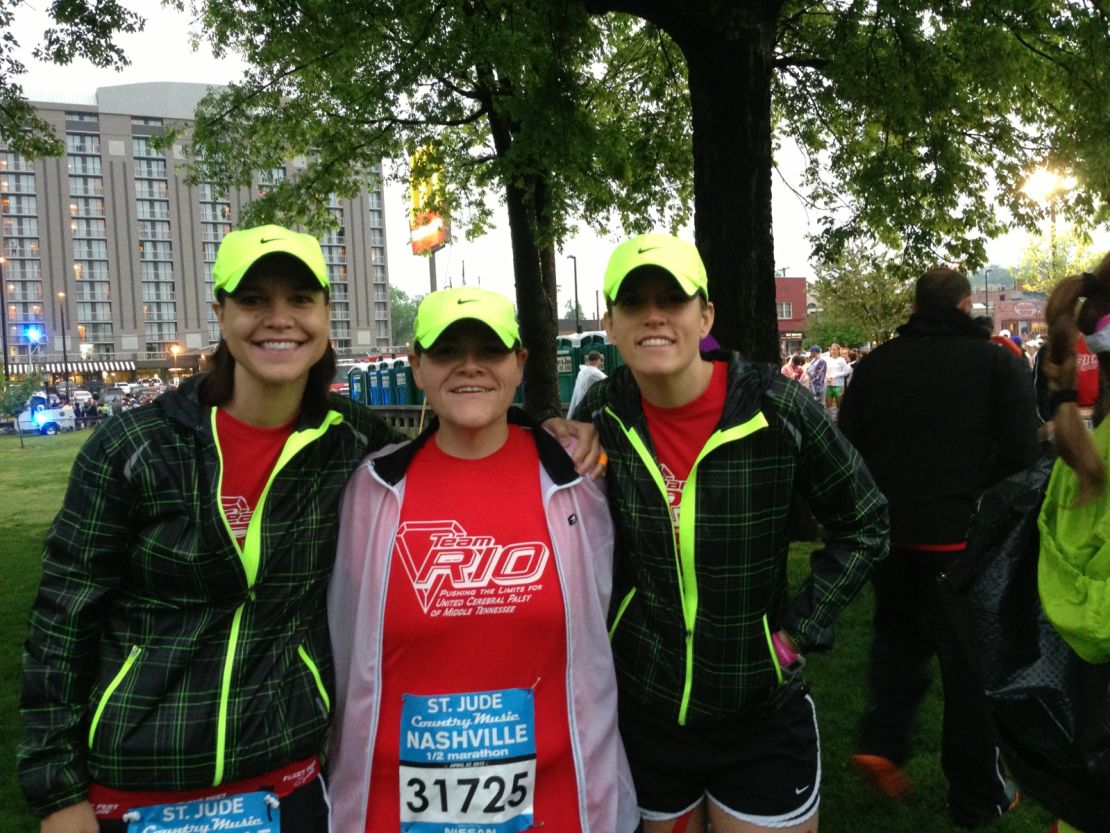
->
<box><xmin>57</xmin><ymin>291</ymin><xmax>69</xmax><ymax>390</ymax></box>
<box><xmin>170</xmin><ymin>343</ymin><xmax>181</xmax><ymax>368</ymax></box>
<box><xmin>984</xmin><ymin>266</ymin><xmax>993</xmax><ymax>320</ymax></box>
<box><xmin>566</xmin><ymin>254</ymin><xmax>581</xmax><ymax>334</ymax></box>
<box><xmin>0</xmin><ymin>256</ymin><xmax>9</xmax><ymax>381</ymax></box>
<box><xmin>1022</xmin><ymin>167</ymin><xmax>1078</xmax><ymax>284</ymax></box>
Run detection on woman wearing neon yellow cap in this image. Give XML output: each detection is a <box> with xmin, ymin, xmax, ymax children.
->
<box><xmin>18</xmin><ymin>225</ymin><xmax>406</xmax><ymax>832</ymax></box>
<box><xmin>577</xmin><ymin>233</ymin><xmax>888</xmax><ymax>833</ymax></box>
<box><xmin>327</xmin><ymin>286</ymin><xmax>638</xmax><ymax>833</ymax></box>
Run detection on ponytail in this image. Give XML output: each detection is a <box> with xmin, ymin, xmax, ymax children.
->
<box><xmin>1042</xmin><ymin>253</ymin><xmax>1110</xmax><ymax>503</ymax></box>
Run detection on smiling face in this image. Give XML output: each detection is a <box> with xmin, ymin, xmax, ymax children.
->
<box><xmin>214</xmin><ymin>269</ymin><xmax>330</xmax><ymax>403</ymax></box>
<box><xmin>604</xmin><ymin>267</ymin><xmax>714</xmax><ymax>402</ymax></box>
<box><xmin>410</xmin><ymin>320</ymin><xmax>527</xmax><ymax>457</ymax></box>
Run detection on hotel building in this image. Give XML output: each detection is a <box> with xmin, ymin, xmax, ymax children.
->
<box><xmin>0</xmin><ymin>82</ymin><xmax>392</xmax><ymax>385</ymax></box>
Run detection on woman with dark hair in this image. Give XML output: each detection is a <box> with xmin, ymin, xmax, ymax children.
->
<box><xmin>17</xmin><ymin>225</ymin><xmax>405</xmax><ymax>832</ymax></box>
<box><xmin>1020</xmin><ymin>254</ymin><xmax>1110</xmax><ymax>833</ymax></box>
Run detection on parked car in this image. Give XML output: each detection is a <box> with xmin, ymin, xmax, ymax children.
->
<box><xmin>99</xmin><ymin>386</ymin><xmax>126</xmax><ymax>412</ymax></box>
<box><xmin>17</xmin><ymin>394</ymin><xmax>75</xmax><ymax>435</ymax></box>
<box><xmin>71</xmin><ymin>389</ymin><xmax>93</xmax><ymax>407</ymax></box>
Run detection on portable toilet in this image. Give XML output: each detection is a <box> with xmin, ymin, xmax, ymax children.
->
<box><xmin>556</xmin><ymin>345</ymin><xmax>576</xmax><ymax>406</ymax></box>
<box><xmin>388</xmin><ymin>359</ymin><xmax>410</xmax><ymax>405</ymax></box>
<box><xmin>347</xmin><ymin>366</ymin><xmax>366</xmax><ymax>404</ymax></box>
<box><xmin>368</xmin><ymin>362</ymin><xmax>385</xmax><ymax>405</ymax></box>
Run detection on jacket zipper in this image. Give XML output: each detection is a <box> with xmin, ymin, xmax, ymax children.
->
<box><xmin>88</xmin><ymin>645</ymin><xmax>143</xmax><ymax>748</ymax></box>
<box><xmin>210</xmin><ymin>407</ymin><xmax>342</xmax><ymax>785</ymax></box>
<box><xmin>763</xmin><ymin>614</ymin><xmax>785</xmax><ymax>685</ymax></box>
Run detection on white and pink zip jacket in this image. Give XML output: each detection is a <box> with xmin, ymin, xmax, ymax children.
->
<box><xmin>326</xmin><ymin>422</ymin><xmax>639</xmax><ymax>833</ymax></box>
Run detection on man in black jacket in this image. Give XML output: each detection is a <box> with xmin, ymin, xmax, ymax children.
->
<box><xmin>839</xmin><ymin>266</ymin><xmax>1039</xmax><ymax>828</ymax></box>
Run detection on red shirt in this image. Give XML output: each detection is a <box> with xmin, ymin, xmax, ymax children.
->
<box><xmin>215</xmin><ymin>409</ymin><xmax>295</xmax><ymax>545</ymax></box>
<box><xmin>641</xmin><ymin>360</ymin><xmax>728</xmax><ymax>531</ymax></box>
<box><xmin>1077</xmin><ymin>337</ymin><xmax>1100</xmax><ymax>408</ymax></box>
<box><xmin>367</xmin><ymin>426</ymin><xmax>580</xmax><ymax>833</ymax></box>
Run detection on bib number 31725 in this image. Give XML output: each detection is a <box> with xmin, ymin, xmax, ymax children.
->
<box><xmin>399</xmin><ymin>688</ymin><xmax>536</xmax><ymax>833</ymax></box>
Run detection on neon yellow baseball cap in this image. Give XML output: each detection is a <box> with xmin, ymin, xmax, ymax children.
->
<box><xmin>413</xmin><ymin>286</ymin><xmax>520</xmax><ymax>350</ymax></box>
<box><xmin>212</xmin><ymin>224</ymin><xmax>329</xmax><ymax>295</ymax></box>
<box><xmin>604</xmin><ymin>233</ymin><xmax>709</xmax><ymax>302</ymax></box>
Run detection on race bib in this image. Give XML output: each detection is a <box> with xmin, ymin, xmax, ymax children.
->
<box><xmin>399</xmin><ymin>688</ymin><xmax>536</xmax><ymax>833</ymax></box>
<box><xmin>124</xmin><ymin>791</ymin><xmax>279</xmax><ymax>833</ymax></box>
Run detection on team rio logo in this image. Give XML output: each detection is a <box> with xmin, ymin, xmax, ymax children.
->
<box><xmin>394</xmin><ymin>520</ymin><xmax>550</xmax><ymax>613</ymax></box>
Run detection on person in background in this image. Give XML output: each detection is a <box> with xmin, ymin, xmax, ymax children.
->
<box><xmin>1034</xmin><ymin>333</ymin><xmax>1099</xmax><ymax>437</ymax></box>
<box><xmin>781</xmin><ymin>352</ymin><xmax>805</xmax><ymax>384</ymax></box>
<box><xmin>578</xmin><ymin>233</ymin><xmax>889</xmax><ymax>833</ymax></box>
<box><xmin>567</xmin><ymin>349</ymin><xmax>607</xmax><ymax>419</ymax></box>
<box><xmin>327</xmin><ymin>286</ymin><xmax>637</xmax><ymax>833</ymax></box>
<box><xmin>839</xmin><ymin>266</ymin><xmax>1038</xmax><ymax>828</ymax></box>
<box><xmin>845</xmin><ymin>349</ymin><xmax>861</xmax><ymax>386</ymax></box>
<box><xmin>1026</xmin><ymin>259</ymin><xmax>1110</xmax><ymax>833</ymax></box>
<box><xmin>804</xmin><ymin>344</ymin><xmax>827</xmax><ymax>403</ymax></box>
<box><xmin>823</xmin><ymin>344</ymin><xmax>849</xmax><ymax>421</ymax></box>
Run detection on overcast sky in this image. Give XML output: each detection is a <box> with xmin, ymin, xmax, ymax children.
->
<box><xmin>9</xmin><ymin>3</ymin><xmax>1065</xmax><ymax>307</ymax></box>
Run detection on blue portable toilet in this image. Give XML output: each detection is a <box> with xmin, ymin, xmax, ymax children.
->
<box><xmin>379</xmin><ymin>360</ymin><xmax>394</xmax><ymax>405</ymax></box>
<box><xmin>347</xmin><ymin>366</ymin><xmax>366</xmax><ymax>404</ymax></box>
<box><xmin>389</xmin><ymin>359</ymin><xmax>410</xmax><ymax>405</ymax></box>
<box><xmin>368</xmin><ymin>362</ymin><xmax>384</xmax><ymax>405</ymax></box>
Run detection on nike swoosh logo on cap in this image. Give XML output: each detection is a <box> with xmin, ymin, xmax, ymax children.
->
<box><xmin>260</xmin><ymin>237</ymin><xmax>283</xmax><ymax>244</ymax></box>
<box><xmin>457</xmin><ymin>298</ymin><xmax>478</xmax><ymax>304</ymax></box>
<box><xmin>637</xmin><ymin>246</ymin><xmax>660</xmax><ymax>254</ymax></box>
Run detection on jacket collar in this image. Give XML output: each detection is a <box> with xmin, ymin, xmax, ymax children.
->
<box><xmin>897</xmin><ymin>306</ymin><xmax>988</xmax><ymax>339</ymax></box>
<box><xmin>371</xmin><ymin>406</ymin><xmax>579</xmax><ymax>487</ymax></box>
<box><xmin>604</xmin><ymin>350</ymin><xmax>768</xmax><ymax>433</ymax></box>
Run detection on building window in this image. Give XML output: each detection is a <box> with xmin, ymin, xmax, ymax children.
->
<box><xmin>68</xmin><ymin>155</ymin><xmax>103</xmax><ymax>175</ymax></box>
<box><xmin>66</xmin><ymin>134</ymin><xmax>101</xmax><ymax>154</ymax></box>
<box><xmin>2</xmin><ymin>173</ymin><xmax>37</xmax><ymax>193</ymax></box>
<box><xmin>132</xmin><ymin>136</ymin><xmax>165</xmax><ymax>158</ymax></box>
<box><xmin>69</xmin><ymin>197</ymin><xmax>103</xmax><ymax>217</ymax></box>
<box><xmin>776</xmin><ymin>301</ymin><xmax>793</xmax><ymax>320</ymax></box>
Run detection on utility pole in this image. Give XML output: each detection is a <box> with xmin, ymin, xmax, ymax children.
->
<box><xmin>0</xmin><ymin>257</ymin><xmax>9</xmax><ymax>381</ymax></box>
<box><xmin>985</xmin><ymin>266</ymin><xmax>993</xmax><ymax>321</ymax></box>
<box><xmin>567</xmin><ymin>254</ymin><xmax>581</xmax><ymax>334</ymax></box>
<box><xmin>57</xmin><ymin>291</ymin><xmax>70</xmax><ymax>390</ymax></box>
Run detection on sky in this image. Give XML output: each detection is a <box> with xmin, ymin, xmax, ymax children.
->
<box><xmin>8</xmin><ymin>3</ymin><xmax>1070</xmax><ymax>309</ymax></box>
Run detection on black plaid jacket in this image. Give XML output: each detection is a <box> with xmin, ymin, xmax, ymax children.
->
<box><xmin>18</xmin><ymin>376</ymin><xmax>402</xmax><ymax>817</ymax></box>
<box><xmin>579</xmin><ymin>352</ymin><xmax>888</xmax><ymax>726</ymax></box>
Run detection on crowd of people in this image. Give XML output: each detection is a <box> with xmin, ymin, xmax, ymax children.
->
<box><xmin>15</xmin><ymin>225</ymin><xmax>1107</xmax><ymax>833</ymax></box>
<box><xmin>780</xmin><ymin>343</ymin><xmax>865</xmax><ymax>423</ymax></box>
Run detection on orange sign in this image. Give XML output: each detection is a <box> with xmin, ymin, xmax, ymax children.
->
<box><xmin>409</xmin><ymin>146</ymin><xmax>450</xmax><ymax>255</ymax></box>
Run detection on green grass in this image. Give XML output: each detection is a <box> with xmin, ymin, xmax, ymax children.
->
<box><xmin>0</xmin><ymin>430</ymin><xmax>1053</xmax><ymax>832</ymax></box>
<box><xmin>1</xmin><ymin>430</ymin><xmax>90</xmax><ymax>833</ymax></box>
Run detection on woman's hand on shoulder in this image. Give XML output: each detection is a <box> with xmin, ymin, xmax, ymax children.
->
<box><xmin>41</xmin><ymin>801</ymin><xmax>98</xmax><ymax>833</ymax></box>
<box><xmin>541</xmin><ymin>417</ymin><xmax>607</xmax><ymax>479</ymax></box>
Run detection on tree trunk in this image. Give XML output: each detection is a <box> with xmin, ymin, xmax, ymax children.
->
<box><xmin>481</xmin><ymin>75</ymin><xmax>563</xmax><ymax>414</ymax></box>
<box><xmin>583</xmin><ymin>0</ymin><xmax>784</xmax><ymax>361</ymax></box>
<box><xmin>503</xmin><ymin>176</ymin><xmax>562</xmax><ymax>414</ymax></box>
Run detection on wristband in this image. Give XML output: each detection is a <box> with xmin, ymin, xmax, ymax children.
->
<box><xmin>772</xmin><ymin>631</ymin><xmax>802</xmax><ymax>669</ymax></box>
<box><xmin>1049</xmin><ymin>389</ymin><xmax>1078</xmax><ymax>411</ymax></box>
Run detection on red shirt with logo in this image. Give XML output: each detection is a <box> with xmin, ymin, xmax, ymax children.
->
<box><xmin>1077</xmin><ymin>336</ymin><xmax>1100</xmax><ymax>408</ymax></box>
<box><xmin>641</xmin><ymin>360</ymin><xmax>728</xmax><ymax>532</ymax></box>
<box><xmin>365</xmin><ymin>425</ymin><xmax>580</xmax><ymax>832</ymax></box>
<box><xmin>215</xmin><ymin>409</ymin><xmax>295</xmax><ymax>545</ymax></box>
